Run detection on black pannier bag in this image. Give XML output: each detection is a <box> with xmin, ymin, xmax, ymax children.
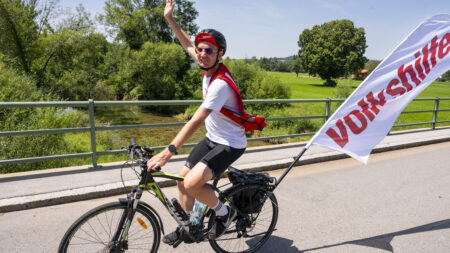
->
<box><xmin>226</xmin><ymin>167</ymin><xmax>275</xmax><ymax>214</ymax></box>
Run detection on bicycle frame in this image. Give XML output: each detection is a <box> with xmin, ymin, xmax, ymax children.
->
<box><xmin>123</xmin><ymin>159</ymin><xmax>221</xmax><ymax>245</ymax></box>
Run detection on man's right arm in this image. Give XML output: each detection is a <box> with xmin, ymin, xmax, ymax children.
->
<box><xmin>164</xmin><ymin>0</ymin><xmax>198</xmax><ymax>63</ymax></box>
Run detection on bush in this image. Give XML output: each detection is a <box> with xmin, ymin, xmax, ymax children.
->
<box><xmin>103</xmin><ymin>42</ymin><xmax>190</xmax><ymax>114</ymax></box>
<box><xmin>438</xmin><ymin>70</ymin><xmax>450</xmax><ymax>82</ymax></box>
<box><xmin>221</xmin><ymin>59</ymin><xmax>291</xmax><ymax>112</ymax></box>
<box><xmin>266</xmin><ymin>109</ymin><xmax>318</xmax><ymax>134</ymax></box>
<box><xmin>333</xmin><ymin>80</ymin><xmax>353</xmax><ymax>99</ymax></box>
<box><xmin>120</xmin><ymin>42</ymin><xmax>186</xmax><ymax>101</ymax></box>
<box><xmin>0</xmin><ymin>66</ymin><xmax>84</xmax><ymax>173</ymax></box>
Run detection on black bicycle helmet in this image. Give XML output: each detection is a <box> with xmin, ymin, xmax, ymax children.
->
<box><xmin>195</xmin><ymin>29</ymin><xmax>227</xmax><ymax>55</ymax></box>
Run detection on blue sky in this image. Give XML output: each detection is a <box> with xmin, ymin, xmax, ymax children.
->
<box><xmin>60</xmin><ymin>0</ymin><xmax>449</xmax><ymax>60</ymax></box>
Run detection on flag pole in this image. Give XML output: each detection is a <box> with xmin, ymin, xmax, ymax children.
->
<box><xmin>275</xmin><ymin>146</ymin><xmax>309</xmax><ymax>187</ymax></box>
<box><xmin>274</xmin><ymin>116</ymin><xmax>326</xmax><ymax>187</ymax></box>
<box><xmin>273</xmin><ymin>99</ymin><xmax>333</xmax><ymax>188</ymax></box>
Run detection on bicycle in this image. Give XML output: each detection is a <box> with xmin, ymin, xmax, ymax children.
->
<box><xmin>58</xmin><ymin>138</ymin><xmax>279</xmax><ymax>253</ymax></box>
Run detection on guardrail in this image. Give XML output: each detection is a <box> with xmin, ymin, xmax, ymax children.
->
<box><xmin>1</xmin><ymin>98</ymin><xmax>449</xmax><ymax>168</ymax></box>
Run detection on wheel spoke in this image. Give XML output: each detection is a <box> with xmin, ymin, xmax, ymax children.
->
<box><xmin>210</xmin><ymin>184</ymin><xmax>278</xmax><ymax>253</ymax></box>
<box><xmin>60</xmin><ymin>202</ymin><xmax>159</xmax><ymax>253</ymax></box>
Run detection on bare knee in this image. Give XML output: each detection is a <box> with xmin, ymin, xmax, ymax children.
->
<box><xmin>177</xmin><ymin>166</ymin><xmax>191</xmax><ymax>192</ymax></box>
<box><xmin>183</xmin><ymin>177</ymin><xmax>201</xmax><ymax>194</ymax></box>
<box><xmin>182</xmin><ymin>163</ymin><xmax>212</xmax><ymax>195</ymax></box>
<box><xmin>176</xmin><ymin>180</ymin><xmax>185</xmax><ymax>191</ymax></box>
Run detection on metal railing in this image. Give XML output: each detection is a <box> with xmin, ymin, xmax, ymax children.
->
<box><xmin>1</xmin><ymin>98</ymin><xmax>449</xmax><ymax>168</ymax></box>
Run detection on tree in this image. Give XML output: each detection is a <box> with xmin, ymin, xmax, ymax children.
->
<box><xmin>289</xmin><ymin>55</ymin><xmax>303</xmax><ymax>77</ymax></box>
<box><xmin>102</xmin><ymin>42</ymin><xmax>187</xmax><ymax>103</ymax></box>
<box><xmin>32</xmin><ymin>29</ymin><xmax>112</xmax><ymax>100</ymax></box>
<box><xmin>298</xmin><ymin>19</ymin><xmax>367</xmax><ymax>86</ymax></box>
<box><xmin>0</xmin><ymin>0</ymin><xmax>39</xmax><ymax>73</ymax></box>
<box><xmin>57</xmin><ymin>4</ymin><xmax>94</xmax><ymax>32</ymax></box>
<box><xmin>101</xmin><ymin>0</ymin><xmax>198</xmax><ymax>50</ymax></box>
<box><xmin>0</xmin><ymin>0</ymin><xmax>58</xmax><ymax>72</ymax></box>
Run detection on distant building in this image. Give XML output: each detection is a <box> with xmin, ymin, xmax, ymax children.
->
<box><xmin>353</xmin><ymin>69</ymin><xmax>369</xmax><ymax>80</ymax></box>
<box><xmin>359</xmin><ymin>69</ymin><xmax>369</xmax><ymax>78</ymax></box>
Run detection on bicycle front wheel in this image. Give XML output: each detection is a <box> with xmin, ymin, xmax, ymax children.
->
<box><xmin>58</xmin><ymin>202</ymin><xmax>160</xmax><ymax>253</ymax></box>
<box><xmin>209</xmin><ymin>184</ymin><xmax>278</xmax><ymax>253</ymax></box>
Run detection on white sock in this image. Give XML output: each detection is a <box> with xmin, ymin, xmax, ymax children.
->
<box><xmin>212</xmin><ymin>200</ymin><xmax>228</xmax><ymax>216</ymax></box>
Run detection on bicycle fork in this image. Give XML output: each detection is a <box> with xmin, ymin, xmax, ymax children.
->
<box><xmin>110</xmin><ymin>186</ymin><xmax>143</xmax><ymax>251</ymax></box>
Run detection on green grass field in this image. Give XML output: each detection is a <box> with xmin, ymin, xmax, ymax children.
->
<box><xmin>270</xmin><ymin>72</ymin><xmax>450</xmax><ymax>99</ymax></box>
<box><xmin>269</xmin><ymin>72</ymin><xmax>450</xmax><ymax>129</ymax></box>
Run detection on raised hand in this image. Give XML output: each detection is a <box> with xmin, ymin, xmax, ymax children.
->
<box><xmin>164</xmin><ymin>0</ymin><xmax>175</xmax><ymax>19</ymax></box>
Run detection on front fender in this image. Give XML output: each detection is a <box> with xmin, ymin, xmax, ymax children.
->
<box><xmin>138</xmin><ymin>201</ymin><xmax>165</xmax><ymax>235</ymax></box>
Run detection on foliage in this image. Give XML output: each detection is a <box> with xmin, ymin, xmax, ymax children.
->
<box><xmin>0</xmin><ymin>1</ymin><xmax>113</xmax><ymax>101</ymax></box>
<box><xmin>332</xmin><ymin>80</ymin><xmax>353</xmax><ymax>99</ymax></box>
<box><xmin>108</xmin><ymin>42</ymin><xmax>187</xmax><ymax>102</ymax></box>
<box><xmin>0</xmin><ymin>0</ymin><xmax>40</xmax><ymax>73</ymax></box>
<box><xmin>177</xmin><ymin>67</ymin><xmax>202</xmax><ymax>99</ymax></box>
<box><xmin>246</xmin><ymin>56</ymin><xmax>304</xmax><ymax>74</ymax></box>
<box><xmin>0</xmin><ymin>0</ymin><xmax>58</xmax><ymax>71</ymax></box>
<box><xmin>101</xmin><ymin>0</ymin><xmax>198</xmax><ymax>49</ymax></box>
<box><xmin>257</xmin><ymin>57</ymin><xmax>290</xmax><ymax>72</ymax></box>
<box><xmin>438</xmin><ymin>70</ymin><xmax>450</xmax><ymax>82</ymax></box>
<box><xmin>289</xmin><ymin>56</ymin><xmax>303</xmax><ymax>77</ymax></box>
<box><xmin>0</xmin><ymin>66</ymin><xmax>81</xmax><ymax>173</ymax></box>
<box><xmin>266</xmin><ymin>108</ymin><xmax>318</xmax><ymax>134</ymax></box>
<box><xmin>221</xmin><ymin>59</ymin><xmax>291</xmax><ymax>112</ymax></box>
<box><xmin>32</xmin><ymin>29</ymin><xmax>113</xmax><ymax>100</ymax></box>
<box><xmin>1</xmin><ymin>1</ymin><xmax>199</xmax><ymax>103</ymax></box>
<box><xmin>298</xmin><ymin>19</ymin><xmax>367</xmax><ymax>86</ymax></box>
<box><xmin>57</xmin><ymin>4</ymin><xmax>95</xmax><ymax>32</ymax></box>
<box><xmin>364</xmin><ymin>59</ymin><xmax>381</xmax><ymax>75</ymax></box>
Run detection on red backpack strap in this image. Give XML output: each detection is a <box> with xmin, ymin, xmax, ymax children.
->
<box><xmin>207</xmin><ymin>64</ymin><xmax>245</xmax><ymax>113</ymax></box>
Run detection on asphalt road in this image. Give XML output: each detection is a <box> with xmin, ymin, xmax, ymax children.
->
<box><xmin>1</xmin><ymin>142</ymin><xmax>449</xmax><ymax>253</ymax></box>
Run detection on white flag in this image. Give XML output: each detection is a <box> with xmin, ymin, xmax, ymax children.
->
<box><xmin>306</xmin><ymin>14</ymin><xmax>450</xmax><ymax>164</ymax></box>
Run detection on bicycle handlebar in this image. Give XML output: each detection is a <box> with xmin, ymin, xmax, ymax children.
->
<box><xmin>126</xmin><ymin>138</ymin><xmax>161</xmax><ymax>171</ymax></box>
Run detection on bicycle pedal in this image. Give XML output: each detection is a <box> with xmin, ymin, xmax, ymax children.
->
<box><xmin>171</xmin><ymin>238</ymin><xmax>182</xmax><ymax>248</ymax></box>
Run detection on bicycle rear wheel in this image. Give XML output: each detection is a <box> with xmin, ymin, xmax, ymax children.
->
<box><xmin>58</xmin><ymin>202</ymin><xmax>160</xmax><ymax>253</ymax></box>
<box><xmin>209</xmin><ymin>184</ymin><xmax>278</xmax><ymax>253</ymax></box>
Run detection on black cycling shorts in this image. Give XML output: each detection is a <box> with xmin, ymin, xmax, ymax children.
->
<box><xmin>185</xmin><ymin>137</ymin><xmax>245</xmax><ymax>178</ymax></box>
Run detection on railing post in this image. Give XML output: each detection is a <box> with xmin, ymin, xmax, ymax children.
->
<box><xmin>325</xmin><ymin>98</ymin><xmax>331</xmax><ymax>122</ymax></box>
<box><xmin>88</xmin><ymin>99</ymin><xmax>100</xmax><ymax>169</ymax></box>
<box><xmin>432</xmin><ymin>97</ymin><xmax>440</xmax><ymax>130</ymax></box>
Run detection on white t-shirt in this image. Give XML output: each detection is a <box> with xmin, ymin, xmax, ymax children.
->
<box><xmin>200</xmin><ymin>76</ymin><xmax>247</xmax><ymax>149</ymax></box>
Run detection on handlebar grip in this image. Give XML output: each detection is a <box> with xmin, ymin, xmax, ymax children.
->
<box><xmin>135</xmin><ymin>148</ymin><xmax>144</xmax><ymax>159</ymax></box>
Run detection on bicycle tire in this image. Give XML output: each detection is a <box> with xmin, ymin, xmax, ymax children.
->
<box><xmin>209</xmin><ymin>184</ymin><xmax>278</xmax><ymax>253</ymax></box>
<box><xmin>58</xmin><ymin>201</ymin><xmax>161</xmax><ymax>253</ymax></box>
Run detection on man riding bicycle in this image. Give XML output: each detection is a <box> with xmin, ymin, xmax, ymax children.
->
<box><xmin>146</xmin><ymin>0</ymin><xmax>247</xmax><ymax>244</ymax></box>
